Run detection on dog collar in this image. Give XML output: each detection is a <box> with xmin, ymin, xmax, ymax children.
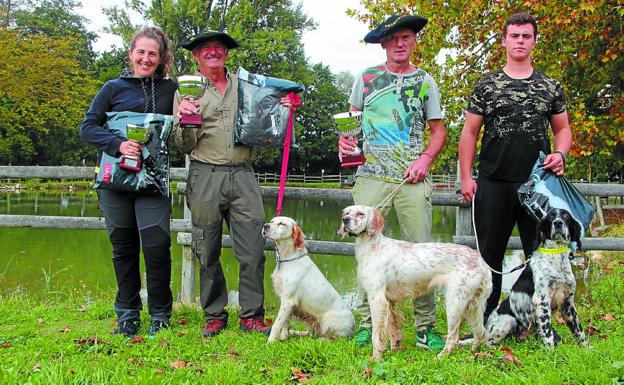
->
<box><xmin>275</xmin><ymin>248</ymin><xmax>308</xmax><ymax>268</ymax></box>
<box><xmin>538</xmin><ymin>246</ymin><xmax>569</xmax><ymax>254</ymax></box>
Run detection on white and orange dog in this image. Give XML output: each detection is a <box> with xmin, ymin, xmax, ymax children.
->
<box><xmin>263</xmin><ymin>216</ymin><xmax>355</xmax><ymax>342</ymax></box>
<box><xmin>340</xmin><ymin>205</ymin><xmax>493</xmax><ymax>360</ymax></box>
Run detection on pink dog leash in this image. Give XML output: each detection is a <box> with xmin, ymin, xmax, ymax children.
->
<box><xmin>276</xmin><ymin>92</ymin><xmax>301</xmax><ymax>217</ymax></box>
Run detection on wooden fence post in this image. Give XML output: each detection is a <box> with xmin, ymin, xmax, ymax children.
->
<box><xmin>179</xmin><ymin>156</ymin><xmax>195</xmax><ymax>305</ymax></box>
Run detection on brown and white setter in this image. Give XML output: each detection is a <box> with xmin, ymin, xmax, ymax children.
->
<box><xmin>340</xmin><ymin>205</ymin><xmax>492</xmax><ymax>360</ymax></box>
<box><xmin>263</xmin><ymin>216</ymin><xmax>355</xmax><ymax>342</ymax></box>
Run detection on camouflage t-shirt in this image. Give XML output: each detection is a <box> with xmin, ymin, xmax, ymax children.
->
<box><xmin>467</xmin><ymin>69</ymin><xmax>567</xmax><ymax>182</ymax></box>
<box><xmin>349</xmin><ymin>64</ymin><xmax>443</xmax><ymax>182</ymax></box>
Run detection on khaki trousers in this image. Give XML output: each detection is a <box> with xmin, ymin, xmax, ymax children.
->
<box><xmin>187</xmin><ymin>161</ymin><xmax>266</xmax><ymax>321</ymax></box>
<box><xmin>352</xmin><ymin>176</ymin><xmax>436</xmax><ymax>331</ymax></box>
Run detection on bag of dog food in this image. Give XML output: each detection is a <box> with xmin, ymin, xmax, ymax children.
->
<box><xmin>235</xmin><ymin>67</ymin><xmax>304</xmax><ymax>147</ymax></box>
<box><xmin>94</xmin><ymin>111</ymin><xmax>173</xmax><ymax>196</ymax></box>
<box><xmin>517</xmin><ymin>151</ymin><xmax>595</xmax><ymax>235</ymax></box>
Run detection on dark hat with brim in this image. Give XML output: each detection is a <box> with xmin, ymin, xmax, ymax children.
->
<box><xmin>180</xmin><ymin>31</ymin><xmax>240</xmax><ymax>51</ymax></box>
<box><xmin>364</xmin><ymin>15</ymin><xmax>428</xmax><ymax>44</ymax></box>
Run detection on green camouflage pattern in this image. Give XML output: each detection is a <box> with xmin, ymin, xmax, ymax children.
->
<box><xmin>467</xmin><ymin>69</ymin><xmax>567</xmax><ymax>182</ymax></box>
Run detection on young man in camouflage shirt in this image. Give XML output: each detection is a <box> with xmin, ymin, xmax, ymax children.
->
<box><xmin>339</xmin><ymin>14</ymin><xmax>447</xmax><ymax>350</ymax></box>
<box><xmin>458</xmin><ymin>12</ymin><xmax>572</xmax><ymax>320</ymax></box>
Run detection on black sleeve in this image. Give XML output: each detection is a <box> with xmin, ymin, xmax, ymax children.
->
<box><xmin>466</xmin><ymin>78</ymin><xmax>486</xmax><ymax>116</ymax></box>
<box><xmin>79</xmin><ymin>81</ymin><xmax>124</xmax><ymax>157</ymax></box>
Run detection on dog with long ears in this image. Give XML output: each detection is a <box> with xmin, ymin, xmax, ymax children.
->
<box><xmin>486</xmin><ymin>208</ymin><xmax>588</xmax><ymax>348</ymax></box>
<box><xmin>340</xmin><ymin>205</ymin><xmax>492</xmax><ymax>360</ymax></box>
<box><xmin>263</xmin><ymin>216</ymin><xmax>355</xmax><ymax>342</ymax></box>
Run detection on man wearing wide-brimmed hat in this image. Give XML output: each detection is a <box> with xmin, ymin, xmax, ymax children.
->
<box><xmin>338</xmin><ymin>14</ymin><xmax>447</xmax><ymax>350</ymax></box>
<box><xmin>172</xmin><ymin>30</ymin><xmax>273</xmax><ymax>338</ymax></box>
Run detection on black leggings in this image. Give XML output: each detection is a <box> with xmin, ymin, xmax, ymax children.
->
<box><xmin>98</xmin><ymin>189</ymin><xmax>172</xmax><ymax>322</ymax></box>
<box><xmin>474</xmin><ymin>176</ymin><xmax>537</xmax><ymax>320</ymax></box>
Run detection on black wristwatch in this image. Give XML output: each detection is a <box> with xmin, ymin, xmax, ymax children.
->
<box><xmin>555</xmin><ymin>150</ymin><xmax>567</xmax><ymax>164</ymax></box>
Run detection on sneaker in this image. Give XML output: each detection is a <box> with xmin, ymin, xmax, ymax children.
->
<box><xmin>149</xmin><ymin>320</ymin><xmax>170</xmax><ymax>336</ymax></box>
<box><xmin>415</xmin><ymin>328</ymin><xmax>446</xmax><ymax>351</ymax></box>
<box><xmin>201</xmin><ymin>319</ymin><xmax>227</xmax><ymax>337</ymax></box>
<box><xmin>353</xmin><ymin>327</ymin><xmax>372</xmax><ymax>346</ymax></box>
<box><xmin>239</xmin><ymin>318</ymin><xmax>271</xmax><ymax>336</ymax></box>
<box><xmin>113</xmin><ymin>319</ymin><xmax>141</xmax><ymax>338</ymax></box>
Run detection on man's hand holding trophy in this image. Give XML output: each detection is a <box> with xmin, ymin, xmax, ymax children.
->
<box><xmin>334</xmin><ymin>111</ymin><xmax>366</xmax><ymax>168</ymax></box>
<box><xmin>177</xmin><ymin>75</ymin><xmax>207</xmax><ymax>129</ymax></box>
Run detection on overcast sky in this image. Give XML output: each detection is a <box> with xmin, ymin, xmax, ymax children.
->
<box><xmin>77</xmin><ymin>0</ymin><xmax>383</xmax><ymax>75</ymax></box>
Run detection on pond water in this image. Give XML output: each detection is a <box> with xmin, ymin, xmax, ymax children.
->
<box><xmin>0</xmin><ymin>191</ymin><xmax>558</xmax><ymax>308</ymax></box>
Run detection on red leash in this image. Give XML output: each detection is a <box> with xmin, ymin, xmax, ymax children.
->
<box><xmin>276</xmin><ymin>92</ymin><xmax>301</xmax><ymax>216</ymax></box>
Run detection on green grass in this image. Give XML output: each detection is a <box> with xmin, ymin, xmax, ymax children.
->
<box><xmin>1</xmin><ymin>259</ymin><xmax>624</xmax><ymax>385</ymax></box>
<box><xmin>0</xmin><ymin>178</ymin><xmax>94</xmax><ymax>191</ymax></box>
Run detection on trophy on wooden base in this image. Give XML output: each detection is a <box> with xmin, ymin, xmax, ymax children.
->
<box><xmin>333</xmin><ymin>111</ymin><xmax>366</xmax><ymax>168</ymax></box>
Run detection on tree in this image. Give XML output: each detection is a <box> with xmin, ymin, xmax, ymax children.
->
<box><xmin>253</xmin><ymin>64</ymin><xmax>350</xmax><ymax>175</ymax></box>
<box><xmin>0</xmin><ymin>30</ymin><xmax>99</xmax><ymax>165</ymax></box>
<box><xmin>103</xmin><ymin>0</ymin><xmax>316</xmax><ymax>77</ymax></box>
<box><xmin>334</xmin><ymin>71</ymin><xmax>355</xmax><ymax>97</ymax></box>
<box><xmin>349</xmin><ymin>0</ymin><xmax>623</xmax><ymax>180</ymax></box>
<box><xmin>7</xmin><ymin>0</ymin><xmax>96</xmax><ymax>69</ymax></box>
<box><xmin>104</xmin><ymin>0</ymin><xmax>354</xmax><ymax>173</ymax></box>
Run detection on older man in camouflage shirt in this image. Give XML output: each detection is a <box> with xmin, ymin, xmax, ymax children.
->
<box><xmin>459</xmin><ymin>12</ymin><xmax>572</xmax><ymax>320</ymax></box>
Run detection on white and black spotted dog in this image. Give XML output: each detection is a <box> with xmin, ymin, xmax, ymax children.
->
<box><xmin>486</xmin><ymin>208</ymin><xmax>588</xmax><ymax>348</ymax></box>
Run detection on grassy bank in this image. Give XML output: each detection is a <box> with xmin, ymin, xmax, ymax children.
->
<box><xmin>1</xmin><ymin>253</ymin><xmax>624</xmax><ymax>385</ymax></box>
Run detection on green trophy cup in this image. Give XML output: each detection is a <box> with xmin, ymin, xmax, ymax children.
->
<box><xmin>333</xmin><ymin>111</ymin><xmax>366</xmax><ymax>168</ymax></box>
<box><xmin>177</xmin><ymin>75</ymin><xmax>206</xmax><ymax>129</ymax></box>
<box><xmin>119</xmin><ymin>124</ymin><xmax>150</xmax><ymax>172</ymax></box>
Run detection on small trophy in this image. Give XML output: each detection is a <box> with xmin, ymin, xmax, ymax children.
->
<box><xmin>177</xmin><ymin>75</ymin><xmax>206</xmax><ymax>129</ymax></box>
<box><xmin>119</xmin><ymin>124</ymin><xmax>150</xmax><ymax>172</ymax></box>
<box><xmin>333</xmin><ymin>111</ymin><xmax>366</xmax><ymax>168</ymax></box>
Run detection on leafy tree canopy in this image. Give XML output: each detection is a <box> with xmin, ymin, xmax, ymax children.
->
<box><xmin>0</xmin><ymin>29</ymin><xmax>99</xmax><ymax>164</ymax></box>
<box><xmin>350</xmin><ymin>0</ymin><xmax>623</xmax><ymax>181</ymax></box>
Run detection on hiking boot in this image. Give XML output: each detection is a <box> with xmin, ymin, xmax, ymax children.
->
<box><xmin>113</xmin><ymin>319</ymin><xmax>141</xmax><ymax>338</ymax></box>
<box><xmin>149</xmin><ymin>320</ymin><xmax>170</xmax><ymax>336</ymax></box>
<box><xmin>201</xmin><ymin>319</ymin><xmax>227</xmax><ymax>337</ymax></box>
<box><xmin>415</xmin><ymin>328</ymin><xmax>446</xmax><ymax>351</ymax></box>
<box><xmin>239</xmin><ymin>318</ymin><xmax>271</xmax><ymax>336</ymax></box>
<box><xmin>353</xmin><ymin>327</ymin><xmax>372</xmax><ymax>347</ymax></box>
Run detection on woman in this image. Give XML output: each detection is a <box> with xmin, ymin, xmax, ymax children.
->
<box><xmin>80</xmin><ymin>26</ymin><xmax>177</xmax><ymax>337</ymax></box>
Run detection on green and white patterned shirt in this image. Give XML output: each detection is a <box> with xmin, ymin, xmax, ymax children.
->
<box><xmin>349</xmin><ymin>64</ymin><xmax>443</xmax><ymax>182</ymax></box>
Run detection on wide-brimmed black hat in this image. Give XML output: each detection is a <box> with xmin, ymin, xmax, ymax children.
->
<box><xmin>364</xmin><ymin>14</ymin><xmax>428</xmax><ymax>44</ymax></box>
<box><xmin>180</xmin><ymin>30</ymin><xmax>240</xmax><ymax>51</ymax></box>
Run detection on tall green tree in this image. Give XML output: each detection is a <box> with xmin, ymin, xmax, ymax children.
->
<box><xmin>0</xmin><ymin>30</ymin><xmax>98</xmax><ymax>165</ymax></box>
<box><xmin>349</xmin><ymin>0</ymin><xmax>623</xmax><ymax>180</ymax></box>
<box><xmin>8</xmin><ymin>0</ymin><xmax>96</xmax><ymax>68</ymax></box>
<box><xmin>253</xmin><ymin>64</ymin><xmax>351</xmax><ymax>175</ymax></box>
<box><xmin>104</xmin><ymin>0</ymin><xmax>355</xmax><ymax>173</ymax></box>
<box><xmin>104</xmin><ymin>0</ymin><xmax>316</xmax><ymax>77</ymax></box>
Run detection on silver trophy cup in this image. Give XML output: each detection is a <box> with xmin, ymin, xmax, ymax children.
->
<box><xmin>333</xmin><ymin>111</ymin><xmax>365</xmax><ymax>168</ymax></box>
<box><xmin>177</xmin><ymin>75</ymin><xmax>207</xmax><ymax>129</ymax></box>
